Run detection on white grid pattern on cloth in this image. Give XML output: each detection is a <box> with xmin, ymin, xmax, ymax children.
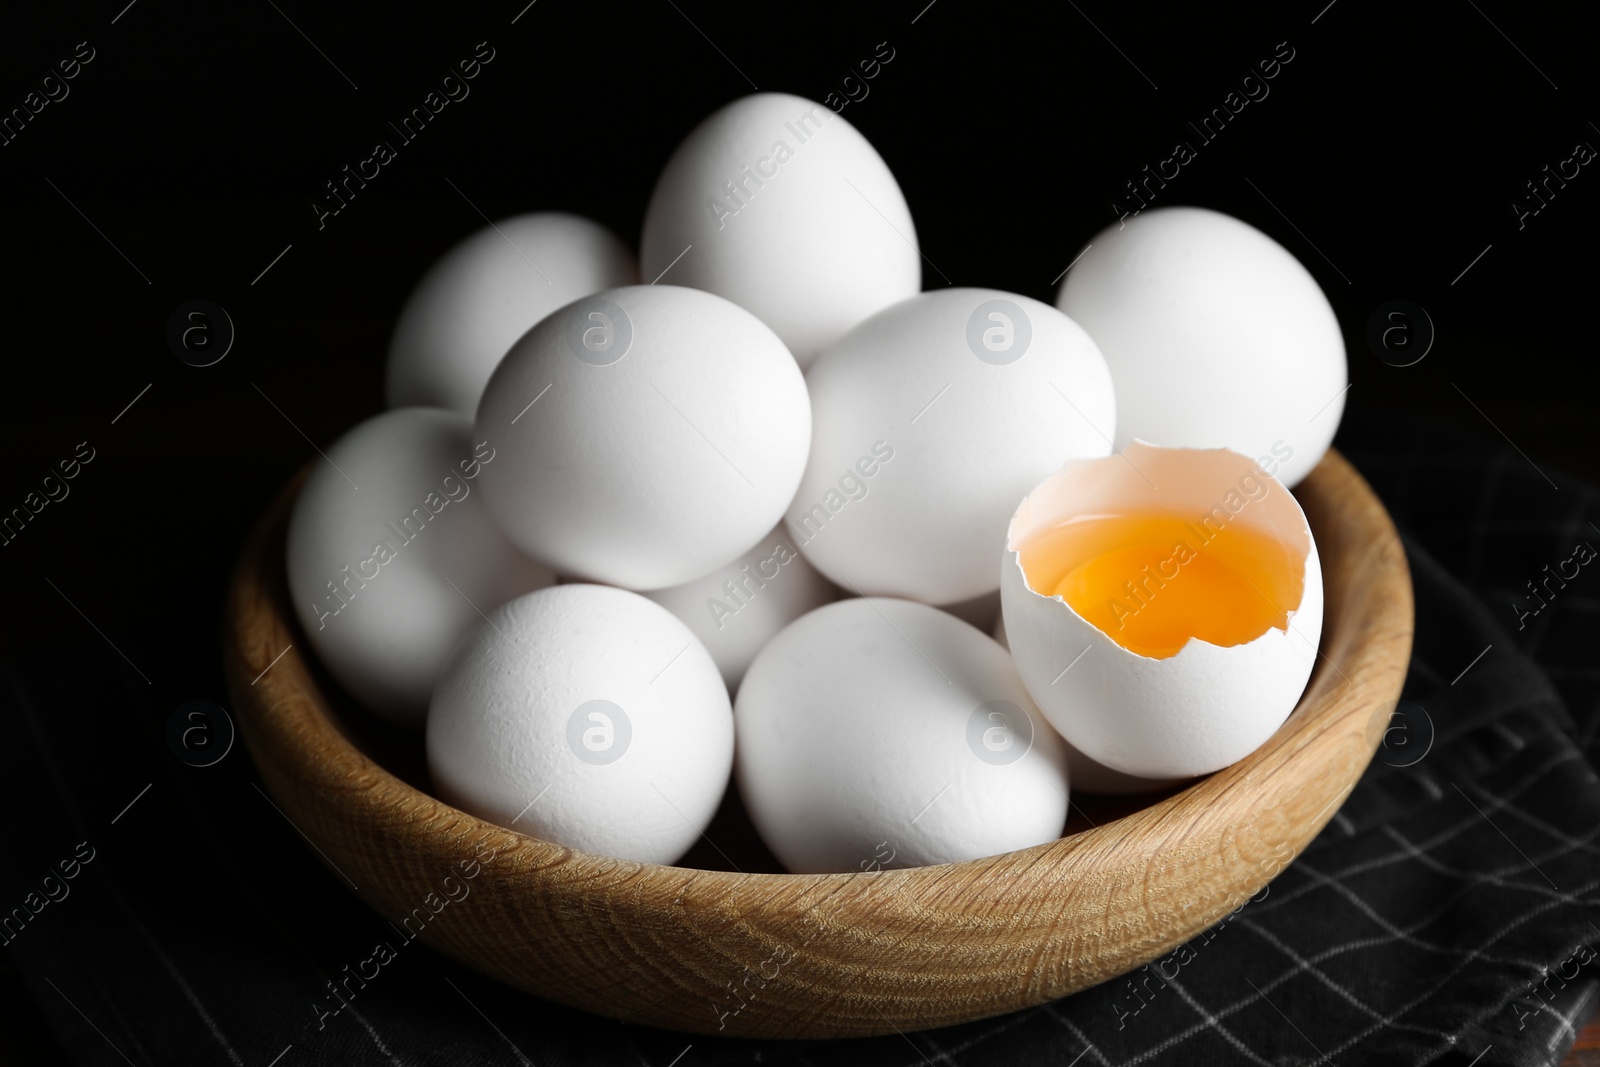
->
<box><xmin>1542</xmin><ymin>990</ymin><xmax>1592</xmax><ymax>1058</ymax></box>
<box><xmin>1038</xmin><ymin>737</ymin><xmax>1600</xmax><ymax>1067</ymax></box>
<box><xmin>692</xmin><ymin>589</ymin><xmax>1600</xmax><ymax>1067</ymax></box>
<box><xmin>466</xmin><ymin>433</ymin><xmax>1600</xmax><ymax>1065</ymax></box>
<box><xmin>1251</xmin><ymin>748</ymin><xmax>1590</xmax><ymax>916</ymax></box>
<box><xmin>14</xmin><ymin>418</ymin><xmax>1598</xmax><ymax>1067</ymax></box>
<box><xmin>1261</xmin><ymin>860</ymin><xmax>1556</xmax><ymax>971</ymax></box>
<box><xmin>1493</xmin><ymin>722</ymin><xmax>1529</xmax><ymax>750</ymax></box>
<box><xmin>1460</xmin><ymin>775</ymin><xmax>1599</xmax><ymax>861</ymax></box>
<box><xmin>908</xmin><ymin>1008</ymin><xmax>1044</xmax><ymax>1064</ymax></box>
<box><xmin>1414</xmin><ymin>938</ymin><xmax>1600</xmax><ymax>1067</ymax></box>
<box><xmin>1354</xmin><ymin>430</ymin><xmax>1600</xmax><ymax>774</ymax></box>
<box><xmin>122</xmin><ymin>912</ymin><xmax>247</xmax><ymax>1067</ymax></box>
<box><xmin>345</xmin><ymin>1005</ymin><xmax>406</xmax><ymax>1067</ymax></box>
<box><xmin>1235</xmin><ymin>913</ymin><xmax>1475</xmax><ymax>1042</ymax></box>
<box><xmin>49</xmin><ymin>695</ymin><xmax>1591</xmax><ymax>1067</ymax></box>
<box><xmin>1161</xmin><ymin>977</ymin><xmax>1278</xmax><ymax>1067</ymax></box>
<box><xmin>1039</xmin><ymin>1002</ymin><xmax>1112</xmax><ymax>1066</ymax></box>
<box><xmin>1377</xmin><ymin>822</ymin><xmax>1598</xmax><ymax>907</ymax></box>
<box><xmin>823</xmin><ymin>758</ymin><xmax>1600</xmax><ymax>1067</ymax></box>
<box><xmin>1104</xmin><ymin>875</ymin><xmax>1600</xmax><ymax>1067</ymax></box>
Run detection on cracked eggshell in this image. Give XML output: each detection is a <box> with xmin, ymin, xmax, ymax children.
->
<box><xmin>426</xmin><ymin>583</ymin><xmax>734</xmax><ymax>865</ymax></box>
<box><xmin>475</xmin><ymin>284</ymin><xmax>812</xmax><ymax>591</ymax></box>
<box><xmin>1000</xmin><ymin>442</ymin><xmax>1323</xmax><ymax>779</ymax></box>
<box><xmin>640</xmin><ymin>92</ymin><xmax>920</xmax><ymax>369</ymax></box>
<box><xmin>788</xmin><ymin>288</ymin><xmax>1115</xmax><ymax>605</ymax></box>
<box><xmin>1056</xmin><ymin>206</ymin><xmax>1346</xmax><ymax>487</ymax></box>
<box><xmin>386</xmin><ymin>213</ymin><xmax>638</xmax><ymax>417</ymax></box>
<box><xmin>286</xmin><ymin>407</ymin><xmax>554</xmax><ymax>729</ymax></box>
<box><xmin>995</xmin><ymin>601</ymin><xmax>1178</xmax><ymax>795</ymax></box>
<box><xmin>735</xmin><ymin>597</ymin><xmax>1069</xmax><ymax>873</ymax></box>
<box><xmin>643</xmin><ymin>523</ymin><xmax>837</xmax><ymax>691</ymax></box>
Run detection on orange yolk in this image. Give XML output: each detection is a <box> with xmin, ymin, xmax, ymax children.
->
<box><xmin>1018</xmin><ymin>512</ymin><xmax>1303</xmax><ymax>659</ymax></box>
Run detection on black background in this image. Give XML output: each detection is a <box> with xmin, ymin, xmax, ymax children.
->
<box><xmin>0</xmin><ymin>0</ymin><xmax>1594</xmax><ymax>1057</ymax></box>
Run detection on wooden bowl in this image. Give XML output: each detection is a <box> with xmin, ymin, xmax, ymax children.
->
<box><xmin>223</xmin><ymin>449</ymin><xmax>1412</xmax><ymax>1039</ymax></box>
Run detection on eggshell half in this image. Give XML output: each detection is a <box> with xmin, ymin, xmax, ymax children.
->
<box><xmin>995</xmin><ymin>596</ymin><xmax>1180</xmax><ymax>795</ymax></box>
<box><xmin>1000</xmin><ymin>442</ymin><xmax>1323</xmax><ymax>779</ymax></box>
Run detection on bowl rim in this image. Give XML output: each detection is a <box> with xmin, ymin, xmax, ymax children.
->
<box><xmin>224</xmin><ymin>447</ymin><xmax>1414</xmax><ymax>1039</ymax></box>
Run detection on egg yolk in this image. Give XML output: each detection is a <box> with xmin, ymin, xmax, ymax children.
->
<box><xmin>1018</xmin><ymin>512</ymin><xmax>1303</xmax><ymax>659</ymax></box>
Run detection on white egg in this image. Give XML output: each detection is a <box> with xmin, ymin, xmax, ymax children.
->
<box><xmin>640</xmin><ymin>92</ymin><xmax>919</xmax><ymax>369</ymax></box>
<box><xmin>643</xmin><ymin>524</ymin><xmax>836</xmax><ymax>691</ymax></box>
<box><xmin>786</xmin><ymin>288</ymin><xmax>1115</xmax><ymax>605</ymax></box>
<box><xmin>1057</xmin><ymin>206</ymin><xmax>1346</xmax><ymax>488</ymax></box>
<box><xmin>736</xmin><ymin>597</ymin><xmax>1069</xmax><ymax>873</ymax></box>
<box><xmin>993</xmin><ymin>603</ymin><xmax>1175</xmax><ymax>795</ymax></box>
<box><xmin>386</xmin><ymin>213</ymin><xmax>638</xmax><ymax>417</ymax></box>
<box><xmin>475</xmin><ymin>284</ymin><xmax>812</xmax><ymax>590</ymax></box>
<box><xmin>1000</xmin><ymin>442</ymin><xmax>1324</xmax><ymax>779</ymax></box>
<box><xmin>427</xmin><ymin>584</ymin><xmax>733</xmax><ymax>865</ymax></box>
<box><xmin>285</xmin><ymin>408</ymin><xmax>554</xmax><ymax>728</ymax></box>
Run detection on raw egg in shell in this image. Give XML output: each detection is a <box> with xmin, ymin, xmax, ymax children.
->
<box><xmin>1000</xmin><ymin>442</ymin><xmax>1324</xmax><ymax>779</ymax></box>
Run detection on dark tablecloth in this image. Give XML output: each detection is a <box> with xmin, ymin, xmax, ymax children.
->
<box><xmin>3</xmin><ymin>409</ymin><xmax>1597</xmax><ymax>1066</ymax></box>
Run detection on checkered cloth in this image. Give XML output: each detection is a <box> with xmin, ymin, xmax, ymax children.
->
<box><xmin>3</xmin><ymin>408</ymin><xmax>1597</xmax><ymax>1066</ymax></box>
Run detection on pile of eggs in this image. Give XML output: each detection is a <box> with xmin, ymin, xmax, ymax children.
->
<box><xmin>286</xmin><ymin>92</ymin><xmax>1345</xmax><ymax>873</ymax></box>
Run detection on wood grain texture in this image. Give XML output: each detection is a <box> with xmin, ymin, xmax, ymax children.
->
<box><xmin>222</xmin><ymin>449</ymin><xmax>1413</xmax><ymax>1039</ymax></box>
